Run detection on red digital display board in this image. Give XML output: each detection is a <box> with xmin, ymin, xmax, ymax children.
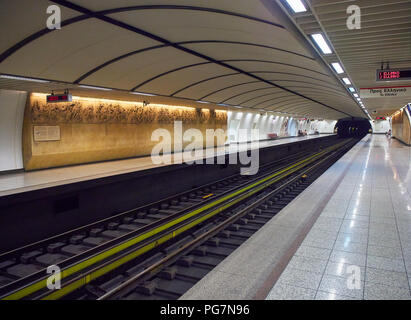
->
<box><xmin>46</xmin><ymin>94</ymin><xmax>72</xmax><ymax>103</ymax></box>
<box><xmin>376</xmin><ymin>69</ymin><xmax>411</xmax><ymax>82</ymax></box>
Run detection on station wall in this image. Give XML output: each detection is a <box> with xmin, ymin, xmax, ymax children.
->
<box><xmin>0</xmin><ymin>89</ymin><xmax>27</xmax><ymax>172</ymax></box>
<box><xmin>0</xmin><ymin>89</ymin><xmax>339</xmax><ymax>172</ymax></box>
<box><xmin>22</xmin><ymin>93</ymin><xmax>227</xmax><ymax>171</ymax></box>
<box><xmin>227</xmin><ymin>111</ymin><xmax>336</xmax><ymax>143</ymax></box>
<box><xmin>392</xmin><ymin>106</ymin><xmax>411</xmax><ymax>145</ymax></box>
<box><xmin>310</xmin><ymin>119</ymin><xmax>337</xmax><ymax>134</ymax></box>
<box><xmin>371</xmin><ymin>119</ymin><xmax>391</xmax><ymax>134</ymax></box>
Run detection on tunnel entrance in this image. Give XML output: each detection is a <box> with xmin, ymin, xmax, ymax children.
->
<box><xmin>335</xmin><ymin>118</ymin><xmax>372</xmax><ymax>138</ymax></box>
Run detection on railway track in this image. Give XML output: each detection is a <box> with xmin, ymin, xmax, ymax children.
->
<box><xmin>93</xmin><ymin>138</ymin><xmax>356</xmax><ymax>300</ymax></box>
<box><xmin>0</xmin><ymin>138</ymin><xmax>356</xmax><ymax>300</ymax></box>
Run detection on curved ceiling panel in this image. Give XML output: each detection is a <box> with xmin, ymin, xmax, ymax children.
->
<box><xmin>182</xmin><ymin>42</ymin><xmax>322</xmax><ymax>72</ymax></box>
<box><xmin>227</xmin><ymin>60</ymin><xmax>332</xmax><ymax>83</ymax></box>
<box><xmin>199</xmin><ymin>78</ymin><xmax>344</xmax><ymax>101</ymax></box>
<box><xmin>200</xmin><ymin>82</ymin><xmax>277</xmax><ymax>103</ymax></box>
<box><xmin>108</xmin><ymin>10</ymin><xmax>309</xmax><ymax>56</ymax></box>
<box><xmin>243</xmin><ymin>93</ymin><xmax>295</xmax><ymax>107</ymax></box>
<box><xmin>222</xmin><ymin>87</ymin><xmax>290</xmax><ymax>105</ymax></box>
<box><xmin>71</xmin><ymin>0</ymin><xmax>282</xmax><ymax>24</ymax></box>
<box><xmin>83</xmin><ymin>47</ymin><xmax>203</xmax><ymax>90</ymax></box>
<box><xmin>137</xmin><ymin>63</ymin><xmax>230</xmax><ymax>96</ymax></box>
<box><xmin>0</xmin><ymin>19</ymin><xmax>159</xmax><ymax>82</ymax></box>
<box><xmin>259</xmin><ymin>97</ymin><xmax>308</xmax><ymax>110</ymax></box>
<box><xmin>174</xmin><ymin>73</ymin><xmax>250</xmax><ymax>99</ymax></box>
<box><xmin>0</xmin><ymin>0</ymin><xmax>79</xmax><ymax>53</ymax></box>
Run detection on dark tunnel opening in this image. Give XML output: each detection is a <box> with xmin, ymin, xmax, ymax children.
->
<box><xmin>334</xmin><ymin>118</ymin><xmax>372</xmax><ymax>139</ymax></box>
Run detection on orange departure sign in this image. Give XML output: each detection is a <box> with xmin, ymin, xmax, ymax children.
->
<box><xmin>376</xmin><ymin>69</ymin><xmax>411</xmax><ymax>82</ymax></box>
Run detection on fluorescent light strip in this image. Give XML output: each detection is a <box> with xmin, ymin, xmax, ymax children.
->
<box><xmin>349</xmin><ymin>87</ymin><xmax>355</xmax><ymax>93</ymax></box>
<box><xmin>196</xmin><ymin>100</ymin><xmax>209</xmax><ymax>104</ymax></box>
<box><xmin>79</xmin><ymin>85</ymin><xmax>112</xmax><ymax>91</ymax></box>
<box><xmin>331</xmin><ymin>62</ymin><xmax>344</xmax><ymax>74</ymax></box>
<box><xmin>130</xmin><ymin>91</ymin><xmax>156</xmax><ymax>96</ymax></box>
<box><xmin>342</xmin><ymin>77</ymin><xmax>351</xmax><ymax>85</ymax></box>
<box><xmin>286</xmin><ymin>0</ymin><xmax>307</xmax><ymax>13</ymax></box>
<box><xmin>311</xmin><ymin>34</ymin><xmax>332</xmax><ymax>54</ymax></box>
<box><xmin>353</xmin><ymin>93</ymin><xmax>359</xmax><ymax>98</ymax></box>
<box><xmin>0</xmin><ymin>74</ymin><xmax>50</xmax><ymax>83</ymax></box>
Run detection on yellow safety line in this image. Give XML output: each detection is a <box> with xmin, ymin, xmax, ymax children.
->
<box><xmin>2</xmin><ymin>141</ymin><xmax>345</xmax><ymax>300</ymax></box>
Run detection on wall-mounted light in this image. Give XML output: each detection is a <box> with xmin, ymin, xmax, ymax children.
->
<box><xmin>0</xmin><ymin>74</ymin><xmax>50</xmax><ymax>83</ymax></box>
<box><xmin>79</xmin><ymin>85</ymin><xmax>112</xmax><ymax>91</ymax></box>
<box><xmin>130</xmin><ymin>91</ymin><xmax>156</xmax><ymax>97</ymax></box>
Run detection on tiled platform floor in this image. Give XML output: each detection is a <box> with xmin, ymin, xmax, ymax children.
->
<box><xmin>267</xmin><ymin>134</ymin><xmax>411</xmax><ymax>300</ymax></box>
<box><xmin>0</xmin><ymin>134</ymin><xmax>333</xmax><ymax>197</ymax></box>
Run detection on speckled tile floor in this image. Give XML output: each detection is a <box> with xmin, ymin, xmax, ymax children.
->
<box><xmin>267</xmin><ymin>135</ymin><xmax>411</xmax><ymax>300</ymax></box>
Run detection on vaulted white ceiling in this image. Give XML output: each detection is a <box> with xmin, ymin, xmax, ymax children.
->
<box><xmin>0</xmin><ymin>0</ymin><xmax>366</xmax><ymax>119</ymax></box>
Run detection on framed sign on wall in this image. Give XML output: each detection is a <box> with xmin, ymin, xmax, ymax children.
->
<box><xmin>33</xmin><ymin>126</ymin><xmax>61</xmax><ymax>142</ymax></box>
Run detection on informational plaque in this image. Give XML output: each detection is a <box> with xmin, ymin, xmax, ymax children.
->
<box><xmin>33</xmin><ymin>126</ymin><xmax>61</xmax><ymax>142</ymax></box>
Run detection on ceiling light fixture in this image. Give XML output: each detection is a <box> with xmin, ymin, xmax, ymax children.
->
<box><xmin>79</xmin><ymin>85</ymin><xmax>112</xmax><ymax>91</ymax></box>
<box><xmin>0</xmin><ymin>74</ymin><xmax>50</xmax><ymax>83</ymax></box>
<box><xmin>285</xmin><ymin>0</ymin><xmax>307</xmax><ymax>13</ymax></box>
<box><xmin>196</xmin><ymin>100</ymin><xmax>209</xmax><ymax>104</ymax></box>
<box><xmin>354</xmin><ymin>93</ymin><xmax>359</xmax><ymax>98</ymax></box>
<box><xmin>311</xmin><ymin>34</ymin><xmax>332</xmax><ymax>54</ymax></box>
<box><xmin>349</xmin><ymin>87</ymin><xmax>355</xmax><ymax>93</ymax></box>
<box><xmin>342</xmin><ymin>78</ymin><xmax>351</xmax><ymax>85</ymax></box>
<box><xmin>331</xmin><ymin>62</ymin><xmax>344</xmax><ymax>74</ymax></box>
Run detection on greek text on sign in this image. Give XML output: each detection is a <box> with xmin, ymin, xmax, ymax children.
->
<box><xmin>360</xmin><ymin>86</ymin><xmax>411</xmax><ymax>99</ymax></box>
<box><xmin>33</xmin><ymin>126</ymin><xmax>61</xmax><ymax>142</ymax></box>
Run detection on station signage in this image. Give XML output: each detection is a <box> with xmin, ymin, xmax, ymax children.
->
<box><xmin>46</xmin><ymin>93</ymin><xmax>72</xmax><ymax>103</ymax></box>
<box><xmin>360</xmin><ymin>86</ymin><xmax>411</xmax><ymax>99</ymax></box>
<box><xmin>376</xmin><ymin>68</ymin><xmax>411</xmax><ymax>82</ymax></box>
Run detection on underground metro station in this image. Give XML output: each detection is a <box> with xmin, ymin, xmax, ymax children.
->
<box><xmin>0</xmin><ymin>0</ymin><xmax>410</xmax><ymax>307</ymax></box>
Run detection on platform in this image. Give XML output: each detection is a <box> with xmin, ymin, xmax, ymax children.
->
<box><xmin>180</xmin><ymin>134</ymin><xmax>411</xmax><ymax>300</ymax></box>
<box><xmin>0</xmin><ymin>134</ymin><xmax>333</xmax><ymax>198</ymax></box>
